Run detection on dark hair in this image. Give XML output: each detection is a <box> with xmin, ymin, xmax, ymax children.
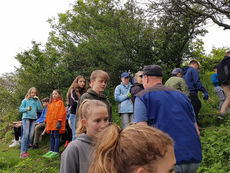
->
<box><xmin>89</xmin><ymin>124</ymin><xmax>174</xmax><ymax>173</ymax></box>
<box><xmin>41</xmin><ymin>97</ymin><xmax>49</xmax><ymax>103</ymax></box>
<box><xmin>189</xmin><ymin>60</ymin><xmax>199</xmax><ymax>66</ymax></box>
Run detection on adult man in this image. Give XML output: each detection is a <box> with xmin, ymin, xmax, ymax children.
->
<box><xmin>165</xmin><ymin>68</ymin><xmax>189</xmax><ymax>96</ymax></box>
<box><xmin>183</xmin><ymin>60</ymin><xmax>208</xmax><ymax>121</ymax></box>
<box><xmin>217</xmin><ymin>51</ymin><xmax>230</xmax><ymax>115</ymax></box>
<box><xmin>134</xmin><ymin>65</ymin><xmax>202</xmax><ymax>173</ymax></box>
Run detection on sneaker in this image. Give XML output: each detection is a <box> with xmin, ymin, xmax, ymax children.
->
<box><xmin>46</xmin><ymin>152</ymin><xmax>59</xmax><ymax>159</ymax></box>
<box><xmin>42</xmin><ymin>151</ymin><xmax>53</xmax><ymax>158</ymax></box>
<box><xmin>20</xmin><ymin>152</ymin><xmax>29</xmax><ymax>159</ymax></box>
<box><xmin>9</xmin><ymin>140</ymin><xmax>19</xmax><ymax>147</ymax></box>
<box><xmin>217</xmin><ymin>114</ymin><xmax>224</xmax><ymax>119</ymax></box>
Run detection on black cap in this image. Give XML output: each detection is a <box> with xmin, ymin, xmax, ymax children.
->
<box><xmin>143</xmin><ymin>65</ymin><xmax>163</xmax><ymax>77</ymax></box>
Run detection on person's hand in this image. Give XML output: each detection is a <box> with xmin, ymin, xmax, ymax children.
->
<box><xmin>203</xmin><ymin>92</ymin><xmax>209</xmax><ymax>100</ymax></box>
<box><xmin>127</xmin><ymin>93</ymin><xmax>131</xmax><ymax>99</ymax></box>
<box><xmin>56</xmin><ymin>121</ymin><xmax>62</xmax><ymax>130</ymax></box>
<box><xmin>34</xmin><ymin>96</ymin><xmax>39</xmax><ymax>100</ymax></box>
<box><xmin>26</xmin><ymin>106</ymin><xmax>32</xmax><ymax>111</ymax></box>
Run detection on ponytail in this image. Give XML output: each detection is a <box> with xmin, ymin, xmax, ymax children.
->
<box><xmin>89</xmin><ymin>124</ymin><xmax>174</xmax><ymax>173</ymax></box>
<box><xmin>89</xmin><ymin>124</ymin><xmax>121</xmax><ymax>173</ymax></box>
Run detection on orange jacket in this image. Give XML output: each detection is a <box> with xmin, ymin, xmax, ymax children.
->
<box><xmin>45</xmin><ymin>99</ymin><xmax>67</xmax><ymax>134</ymax></box>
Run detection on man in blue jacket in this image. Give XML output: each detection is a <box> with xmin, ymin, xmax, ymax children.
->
<box><xmin>183</xmin><ymin>60</ymin><xmax>209</xmax><ymax>123</ymax></box>
<box><xmin>114</xmin><ymin>72</ymin><xmax>133</xmax><ymax>129</ymax></box>
<box><xmin>134</xmin><ymin>65</ymin><xmax>202</xmax><ymax>173</ymax></box>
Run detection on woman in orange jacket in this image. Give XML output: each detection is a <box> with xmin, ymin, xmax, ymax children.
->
<box><xmin>43</xmin><ymin>89</ymin><xmax>67</xmax><ymax>159</ymax></box>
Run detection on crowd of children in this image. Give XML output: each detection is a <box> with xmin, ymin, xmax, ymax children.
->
<box><xmin>9</xmin><ymin>56</ymin><xmax>230</xmax><ymax>173</ymax></box>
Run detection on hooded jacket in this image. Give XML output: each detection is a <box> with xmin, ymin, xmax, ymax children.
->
<box><xmin>60</xmin><ymin>133</ymin><xmax>94</xmax><ymax>173</ymax></box>
<box><xmin>77</xmin><ymin>89</ymin><xmax>112</xmax><ymax>122</ymax></box>
<box><xmin>45</xmin><ymin>99</ymin><xmax>67</xmax><ymax>134</ymax></box>
<box><xmin>183</xmin><ymin>66</ymin><xmax>207</xmax><ymax>95</ymax></box>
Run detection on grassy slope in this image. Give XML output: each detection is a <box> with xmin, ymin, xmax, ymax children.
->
<box><xmin>1</xmin><ymin>72</ymin><xmax>230</xmax><ymax>172</ymax></box>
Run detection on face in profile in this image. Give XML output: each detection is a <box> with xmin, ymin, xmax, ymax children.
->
<box><xmin>91</xmin><ymin>77</ymin><xmax>107</xmax><ymax>93</ymax></box>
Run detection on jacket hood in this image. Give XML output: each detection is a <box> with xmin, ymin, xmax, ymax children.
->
<box><xmin>77</xmin><ymin>133</ymin><xmax>94</xmax><ymax>145</ymax></box>
<box><xmin>87</xmin><ymin>88</ymin><xmax>107</xmax><ymax>99</ymax></box>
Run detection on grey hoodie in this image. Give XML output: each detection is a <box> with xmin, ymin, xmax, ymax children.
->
<box><xmin>60</xmin><ymin>133</ymin><xmax>94</xmax><ymax>173</ymax></box>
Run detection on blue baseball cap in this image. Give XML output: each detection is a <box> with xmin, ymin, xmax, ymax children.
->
<box><xmin>121</xmin><ymin>72</ymin><xmax>129</xmax><ymax>78</ymax></box>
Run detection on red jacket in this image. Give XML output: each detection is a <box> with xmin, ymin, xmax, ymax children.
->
<box><xmin>45</xmin><ymin>99</ymin><xmax>67</xmax><ymax>134</ymax></box>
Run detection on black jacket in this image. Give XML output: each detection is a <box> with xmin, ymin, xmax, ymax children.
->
<box><xmin>217</xmin><ymin>56</ymin><xmax>230</xmax><ymax>85</ymax></box>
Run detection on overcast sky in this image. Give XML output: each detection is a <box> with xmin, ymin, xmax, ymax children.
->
<box><xmin>0</xmin><ymin>0</ymin><xmax>230</xmax><ymax>76</ymax></box>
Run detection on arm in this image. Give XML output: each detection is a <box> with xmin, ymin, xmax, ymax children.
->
<box><xmin>57</xmin><ymin>101</ymin><xmax>67</xmax><ymax>122</ymax></box>
<box><xmin>134</xmin><ymin>97</ymin><xmax>148</xmax><ymax>124</ymax></box>
<box><xmin>114</xmin><ymin>85</ymin><xmax>128</xmax><ymax>102</ymax></box>
<box><xmin>36</xmin><ymin>100</ymin><xmax>43</xmax><ymax>112</ymax></box>
<box><xmin>19</xmin><ymin>99</ymin><xmax>28</xmax><ymax>113</ymax></box>
<box><xmin>192</xmin><ymin>69</ymin><xmax>207</xmax><ymax>93</ymax></box>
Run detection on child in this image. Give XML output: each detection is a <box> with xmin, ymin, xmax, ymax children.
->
<box><xmin>89</xmin><ymin>124</ymin><xmax>176</xmax><ymax>173</ymax></box>
<box><xmin>60</xmin><ymin>99</ymin><xmax>109</xmax><ymax>173</ymax></box>
<box><xmin>19</xmin><ymin>87</ymin><xmax>42</xmax><ymax>158</ymax></box>
<box><xmin>43</xmin><ymin>89</ymin><xmax>67</xmax><ymax>159</ymax></box>
<box><xmin>77</xmin><ymin>70</ymin><xmax>112</xmax><ymax>122</ymax></box>
<box><xmin>66</xmin><ymin>75</ymin><xmax>87</xmax><ymax>141</ymax></box>
<box><xmin>9</xmin><ymin>121</ymin><xmax>23</xmax><ymax>147</ymax></box>
<box><xmin>114</xmin><ymin>72</ymin><xmax>133</xmax><ymax>129</ymax></box>
<box><xmin>32</xmin><ymin>97</ymin><xmax>49</xmax><ymax>149</ymax></box>
<box><xmin>211</xmin><ymin>65</ymin><xmax>225</xmax><ymax>116</ymax></box>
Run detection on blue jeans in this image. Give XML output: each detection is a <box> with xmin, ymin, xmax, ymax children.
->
<box><xmin>50</xmin><ymin>130</ymin><xmax>60</xmax><ymax>152</ymax></box>
<box><xmin>70</xmin><ymin>113</ymin><xmax>77</xmax><ymax>141</ymax></box>
<box><xmin>175</xmin><ymin>163</ymin><xmax>200</xmax><ymax>173</ymax></box>
<box><xmin>21</xmin><ymin>119</ymin><xmax>35</xmax><ymax>153</ymax></box>
<box><xmin>121</xmin><ymin>113</ymin><xmax>133</xmax><ymax>129</ymax></box>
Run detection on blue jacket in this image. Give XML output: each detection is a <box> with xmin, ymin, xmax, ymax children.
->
<box><xmin>19</xmin><ymin>98</ymin><xmax>42</xmax><ymax>120</ymax></box>
<box><xmin>114</xmin><ymin>82</ymin><xmax>133</xmax><ymax>113</ymax></box>
<box><xmin>183</xmin><ymin>66</ymin><xmax>207</xmax><ymax>94</ymax></box>
<box><xmin>134</xmin><ymin>84</ymin><xmax>202</xmax><ymax>164</ymax></box>
<box><xmin>211</xmin><ymin>73</ymin><xmax>220</xmax><ymax>87</ymax></box>
<box><xmin>36</xmin><ymin>107</ymin><xmax>47</xmax><ymax>123</ymax></box>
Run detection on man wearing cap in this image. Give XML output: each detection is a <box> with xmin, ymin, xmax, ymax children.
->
<box><xmin>114</xmin><ymin>72</ymin><xmax>133</xmax><ymax>129</ymax></box>
<box><xmin>183</xmin><ymin>60</ymin><xmax>209</xmax><ymax>121</ymax></box>
<box><xmin>165</xmin><ymin>68</ymin><xmax>189</xmax><ymax>96</ymax></box>
<box><xmin>134</xmin><ymin>65</ymin><xmax>202</xmax><ymax>173</ymax></box>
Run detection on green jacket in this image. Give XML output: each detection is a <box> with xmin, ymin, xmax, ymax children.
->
<box><xmin>77</xmin><ymin>89</ymin><xmax>112</xmax><ymax>122</ymax></box>
<box><xmin>165</xmin><ymin>76</ymin><xmax>189</xmax><ymax>96</ymax></box>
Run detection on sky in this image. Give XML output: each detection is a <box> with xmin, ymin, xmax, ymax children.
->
<box><xmin>0</xmin><ymin>0</ymin><xmax>230</xmax><ymax>76</ymax></box>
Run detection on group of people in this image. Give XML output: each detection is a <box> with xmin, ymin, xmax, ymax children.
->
<box><xmin>9</xmin><ymin>51</ymin><xmax>230</xmax><ymax>173</ymax></box>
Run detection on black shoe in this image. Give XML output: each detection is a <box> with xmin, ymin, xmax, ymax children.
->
<box><xmin>31</xmin><ymin>144</ymin><xmax>38</xmax><ymax>149</ymax></box>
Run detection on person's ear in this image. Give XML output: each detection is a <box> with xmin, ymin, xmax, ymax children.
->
<box><xmin>81</xmin><ymin>119</ymin><xmax>87</xmax><ymax>127</ymax></box>
<box><xmin>135</xmin><ymin>167</ymin><xmax>145</xmax><ymax>173</ymax></box>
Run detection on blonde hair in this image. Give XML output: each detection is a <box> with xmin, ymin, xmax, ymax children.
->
<box><xmin>134</xmin><ymin>71</ymin><xmax>143</xmax><ymax>82</ymax></box>
<box><xmin>76</xmin><ymin>99</ymin><xmax>108</xmax><ymax>135</ymax></box>
<box><xmin>89</xmin><ymin>124</ymin><xmax>174</xmax><ymax>173</ymax></box>
<box><xmin>90</xmin><ymin>70</ymin><xmax>110</xmax><ymax>83</ymax></box>
<box><xmin>25</xmin><ymin>87</ymin><xmax>37</xmax><ymax>100</ymax></box>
